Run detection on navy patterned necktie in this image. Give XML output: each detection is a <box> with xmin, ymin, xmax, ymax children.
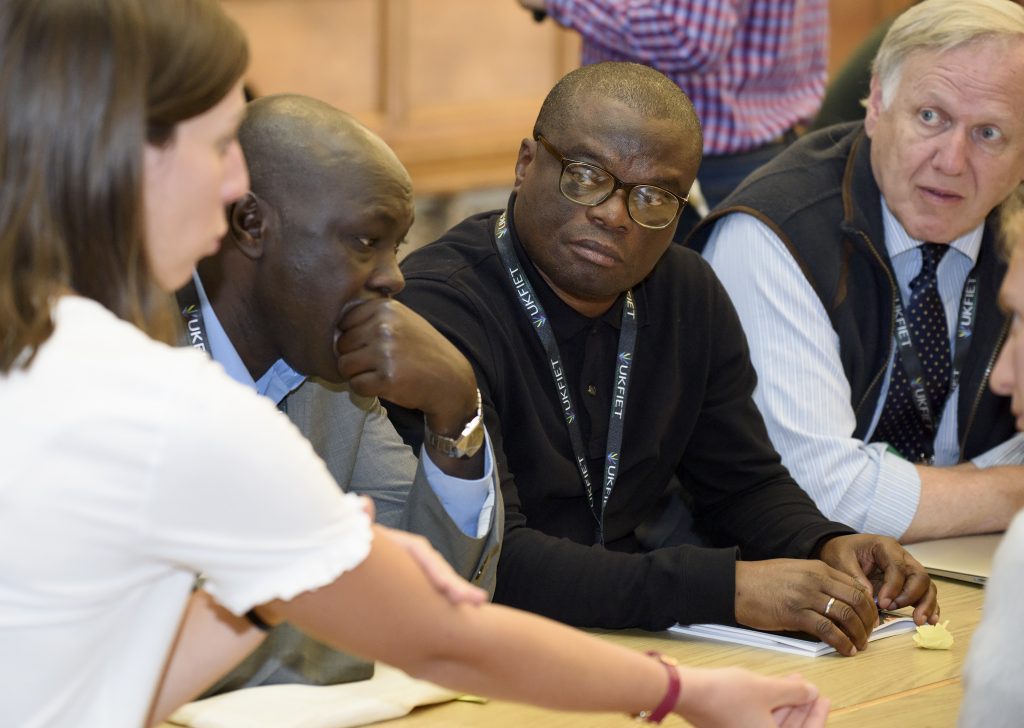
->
<box><xmin>872</xmin><ymin>243</ymin><xmax>951</xmax><ymax>462</ymax></box>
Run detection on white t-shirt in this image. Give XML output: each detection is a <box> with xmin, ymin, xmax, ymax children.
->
<box><xmin>959</xmin><ymin>510</ymin><xmax>1024</xmax><ymax>727</ymax></box>
<box><xmin>0</xmin><ymin>296</ymin><xmax>373</xmax><ymax>728</ymax></box>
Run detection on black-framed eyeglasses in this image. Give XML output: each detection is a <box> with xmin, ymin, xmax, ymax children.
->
<box><xmin>535</xmin><ymin>135</ymin><xmax>688</xmax><ymax>230</ymax></box>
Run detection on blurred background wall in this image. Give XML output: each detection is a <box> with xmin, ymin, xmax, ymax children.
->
<box><xmin>221</xmin><ymin>0</ymin><xmax>916</xmax><ymax>247</ymax></box>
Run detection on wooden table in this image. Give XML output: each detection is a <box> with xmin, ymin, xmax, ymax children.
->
<box><xmin>160</xmin><ymin>577</ymin><xmax>982</xmax><ymax>728</ymax></box>
<box><xmin>374</xmin><ymin>578</ymin><xmax>983</xmax><ymax>727</ymax></box>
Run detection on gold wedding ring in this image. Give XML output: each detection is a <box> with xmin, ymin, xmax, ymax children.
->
<box><xmin>824</xmin><ymin>596</ymin><xmax>836</xmax><ymax>616</ymax></box>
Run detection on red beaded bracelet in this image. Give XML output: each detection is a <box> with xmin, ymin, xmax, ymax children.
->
<box><xmin>634</xmin><ymin>650</ymin><xmax>681</xmax><ymax>723</ymax></box>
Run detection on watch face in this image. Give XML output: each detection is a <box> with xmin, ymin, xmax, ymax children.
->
<box><xmin>426</xmin><ymin>389</ymin><xmax>484</xmax><ymax>458</ymax></box>
<box><xmin>458</xmin><ymin>419</ymin><xmax>485</xmax><ymax>458</ymax></box>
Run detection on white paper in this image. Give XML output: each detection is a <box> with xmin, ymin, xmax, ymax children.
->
<box><xmin>669</xmin><ymin>612</ymin><xmax>917</xmax><ymax>657</ymax></box>
<box><xmin>168</xmin><ymin>664</ymin><xmax>459</xmax><ymax>728</ymax></box>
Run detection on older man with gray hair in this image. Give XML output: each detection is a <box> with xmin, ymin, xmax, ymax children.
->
<box><xmin>689</xmin><ymin>0</ymin><xmax>1024</xmax><ymax>543</ymax></box>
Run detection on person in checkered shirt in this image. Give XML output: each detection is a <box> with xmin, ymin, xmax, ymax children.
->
<box><xmin>519</xmin><ymin>0</ymin><xmax>826</xmax><ymax>220</ymax></box>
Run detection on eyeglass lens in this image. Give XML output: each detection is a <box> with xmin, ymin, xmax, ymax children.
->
<box><xmin>560</xmin><ymin>162</ymin><xmax>680</xmax><ymax>229</ymax></box>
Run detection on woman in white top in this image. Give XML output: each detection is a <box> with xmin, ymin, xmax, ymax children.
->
<box><xmin>0</xmin><ymin>1</ymin><xmax>829</xmax><ymax>727</ymax></box>
<box><xmin>959</xmin><ymin>190</ymin><xmax>1024</xmax><ymax>727</ymax></box>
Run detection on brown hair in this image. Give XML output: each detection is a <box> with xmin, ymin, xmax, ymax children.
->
<box><xmin>0</xmin><ymin>0</ymin><xmax>248</xmax><ymax>372</ymax></box>
<box><xmin>142</xmin><ymin>0</ymin><xmax>249</xmax><ymax>146</ymax></box>
<box><xmin>1000</xmin><ymin>185</ymin><xmax>1024</xmax><ymax>258</ymax></box>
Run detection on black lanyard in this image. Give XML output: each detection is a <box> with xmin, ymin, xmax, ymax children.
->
<box><xmin>178</xmin><ymin>278</ymin><xmax>209</xmax><ymax>354</ymax></box>
<box><xmin>493</xmin><ymin>211</ymin><xmax>637</xmax><ymax>543</ymax></box>
<box><xmin>890</xmin><ymin>268</ymin><xmax>978</xmax><ymax>448</ymax></box>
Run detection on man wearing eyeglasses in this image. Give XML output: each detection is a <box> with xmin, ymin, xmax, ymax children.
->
<box><xmin>388</xmin><ymin>62</ymin><xmax>938</xmax><ymax>654</ymax></box>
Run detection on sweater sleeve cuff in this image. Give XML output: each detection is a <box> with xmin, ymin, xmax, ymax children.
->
<box><xmin>670</xmin><ymin>546</ymin><xmax>740</xmax><ymax>627</ymax></box>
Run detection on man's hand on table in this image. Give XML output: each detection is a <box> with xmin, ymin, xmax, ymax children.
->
<box><xmin>818</xmin><ymin>533</ymin><xmax>939</xmax><ymax>625</ymax></box>
<box><xmin>734</xmin><ymin>535</ymin><xmax>938</xmax><ymax>657</ymax></box>
<box><xmin>735</xmin><ymin>559</ymin><xmax>877</xmax><ymax>656</ymax></box>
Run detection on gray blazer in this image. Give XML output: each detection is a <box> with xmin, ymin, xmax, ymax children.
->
<box><xmin>205</xmin><ymin>377</ymin><xmax>502</xmax><ymax>692</ymax></box>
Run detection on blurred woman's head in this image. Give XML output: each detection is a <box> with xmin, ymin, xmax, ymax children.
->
<box><xmin>140</xmin><ymin>0</ymin><xmax>249</xmax><ymax>292</ymax></box>
<box><xmin>991</xmin><ymin>185</ymin><xmax>1024</xmax><ymax>430</ymax></box>
<box><xmin>0</xmin><ymin>0</ymin><xmax>248</xmax><ymax>372</ymax></box>
<box><xmin>998</xmin><ymin>186</ymin><xmax>1024</xmax><ymax>260</ymax></box>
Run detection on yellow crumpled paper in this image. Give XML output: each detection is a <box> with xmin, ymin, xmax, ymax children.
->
<box><xmin>913</xmin><ymin>620</ymin><xmax>954</xmax><ymax>650</ymax></box>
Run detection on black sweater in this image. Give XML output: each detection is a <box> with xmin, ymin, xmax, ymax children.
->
<box><xmin>390</xmin><ymin>204</ymin><xmax>853</xmax><ymax>630</ymax></box>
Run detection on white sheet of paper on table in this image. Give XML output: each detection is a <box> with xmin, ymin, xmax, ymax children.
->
<box><xmin>668</xmin><ymin>612</ymin><xmax>917</xmax><ymax>657</ymax></box>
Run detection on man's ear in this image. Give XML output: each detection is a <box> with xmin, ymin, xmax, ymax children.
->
<box><xmin>513</xmin><ymin>138</ymin><xmax>537</xmax><ymax>190</ymax></box>
<box><xmin>863</xmin><ymin>75</ymin><xmax>884</xmax><ymax>138</ymax></box>
<box><xmin>228</xmin><ymin>191</ymin><xmax>268</xmax><ymax>260</ymax></box>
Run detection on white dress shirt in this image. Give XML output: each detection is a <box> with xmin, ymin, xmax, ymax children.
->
<box><xmin>959</xmin><ymin>510</ymin><xmax>1024</xmax><ymax>726</ymax></box>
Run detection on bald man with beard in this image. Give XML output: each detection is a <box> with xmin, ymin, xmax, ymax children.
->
<box><xmin>176</xmin><ymin>94</ymin><xmax>501</xmax><ymax>691</ymax></box>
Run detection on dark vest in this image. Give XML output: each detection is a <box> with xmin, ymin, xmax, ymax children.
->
<box><xmin>687</xmin><ymin>122</ymin><xmax>1014</xmax><ymax>461</ymax></box>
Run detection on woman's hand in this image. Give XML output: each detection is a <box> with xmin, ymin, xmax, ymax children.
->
<box><xmin>676</xmin><ymin>668</ymin><xmax>829</xmax><ymax>727</ymax></box>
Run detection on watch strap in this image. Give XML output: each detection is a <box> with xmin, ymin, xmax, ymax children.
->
<box><xmin>634</xmin><ymin>651</ymin><xmax>680</xmax><ymax>723</ymax></box>
<box><xmin>244</xmin><ymin>608</ymin><xmax>272</xmax><ymax>632</ymax></box>
<box><xmin>422</xmin><ymin>388</ymin><xmax>484</xmax><ymax>459</ymax></box>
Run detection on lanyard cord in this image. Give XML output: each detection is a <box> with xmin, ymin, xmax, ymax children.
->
<box><xmin>493</xmin><ymin>211</ymin><xmax>637</xmax><ymax>543</ymax></box>
<box><xmin>889</xmin><ymin>270</ymin><xmax>977</xmax><ymax>449</ymax></box>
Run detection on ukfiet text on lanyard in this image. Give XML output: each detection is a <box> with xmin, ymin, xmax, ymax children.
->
<box><xmin>890</xmin><ymin>269</ymin><xmax>978</xmax><ymax>463</ymax></box>
<box><xmin>493</xmin><ymin>210</ymin><xmax>636</xmax><ymax>544</ymax></box>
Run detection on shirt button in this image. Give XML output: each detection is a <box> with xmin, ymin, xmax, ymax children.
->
<box><xmin>586</xmin><ymin>384</ymin><xmax>597</xmax><ymax>396</ymax></box>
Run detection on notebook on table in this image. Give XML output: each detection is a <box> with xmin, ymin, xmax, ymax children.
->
<box><xmin>903</xmin><ymin>533</ymin><xmax>1001</xmax><ymax>585</ymax></box>
<box><xmin>669</xmin><ymin>611</ymin><xmax>916</xmax><ymax>657</ymax></box>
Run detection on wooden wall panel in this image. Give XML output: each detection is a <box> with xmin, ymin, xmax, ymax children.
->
<box><xmin>221</xmin><ymin>0</ymin><xmax>384</xmax><ymax>126</ymax></box>
<box><xmin>828</xmin><ymin>0</ymin><xmax>915</xmax><ymax>76</ymax></box>
<box><xmin>404</xmin><ymin>1</ymin><xmax>564</xmax><ymax>113</ymax></box>
<box><xmin>390</xmin><ymin>1</ymin><xmax>578</xmax><ymax>191</ymax></box>
<box><xmin>222</xmin><ymin>0</ymin><xmax>578</xmax><ymax>193</ymax></box>
<box><xmin>218</xmin><ymin>0</ymin><xmax>911</xmax><ymax>195</ymax></box>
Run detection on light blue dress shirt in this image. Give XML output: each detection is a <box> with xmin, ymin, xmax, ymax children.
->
<box><xmin>704</xmin><ymin>200</ymin><xmax>1024</xmax><ymax>537</ymax></box>
<box><xmin>192</xmin><ymin>273</ymin><xmax>494</xmax><ymax>537</ymax></box>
